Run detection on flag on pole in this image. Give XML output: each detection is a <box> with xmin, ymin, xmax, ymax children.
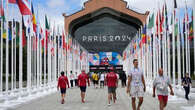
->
<box><xmin>189</xmin><ymin>10</ymin><xmax>194</xmax><ymax>40</ymax></box>
<box><xmin>9</xmin><ymin>0</ymin><xmax>32</xmax><ymax>15</ymax></box>
<box><xmin>8</xmin><ymin>0</ymin><xmax>16</xmax><ymax>3</ymax></box>
<box><xmin>175</xmin><ymin>18</ymin><xmax>178</xmax><ymax>37</ymax></box>
<box><xmin>174</xmin><ymin>0</ymin><xmax>177</xmax><ymax>8</ymax></box>
<box><xmin>148</xmin><ymin>13</ymin><xmax>154</xmax><ymax>29</ymax></box>
<box><xmin>156</xmin><ymin>11</ymin><xmax>159</xmax><ymax>35</ymax></box>
<box><xmin>165</xmin><ymin>2</ymin><xmax>168</xmax><ymax>30</ymax></box>
<box><xmin>142</xmin><ymin>25</ymin><xmax>147</xmax><ymax>44</ymax></box>
<box><xmin>45</xmin><ymin>15</ymin><xmax>49</xmax><ymax>49</ymax></box>
<box><xmin>31</xmin><ymin>3</ymin><xmax>36</xmax><ymax>33</ymax></box>
<box><xmin>22</xmin><ymin>16</ymin><xmax>26</xmax><ymax>47</ymax></box>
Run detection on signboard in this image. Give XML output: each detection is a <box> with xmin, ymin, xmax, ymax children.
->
<box><xmin>89</xmin><ymin>65</ymin><xmax>123</xmax><ymax>72</ymax></box>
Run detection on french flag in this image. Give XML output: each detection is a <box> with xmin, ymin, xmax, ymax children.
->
<box><xmin>8</xmin><ymin>0</ymin><xmax>31</xmax><ymax>15</ymax></box>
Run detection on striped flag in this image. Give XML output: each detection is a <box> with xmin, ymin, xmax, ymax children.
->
<box><xmin>31</xmin><ymin>3</ymin><xmax>36</xmax><ymax>33</ymax></box>
<box><xmin>9</xmin><ymin>0</ymin><xmax>31</xmax><ymax>15</ymax></box>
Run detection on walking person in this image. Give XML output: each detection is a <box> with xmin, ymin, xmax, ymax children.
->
<box><xmin>92</xmin><ymin>72</ymin><xmax>99</xmax><ymax>88</ymax></box>
<box><xmin>57</xmin><ymin>71</ymin><xmax>70</xmax><ymax>104</ymax></box>
<box><xmin>105</xmin><ymin>67</ymin><xmax>118</xmax><ymax>106</ymax></box>
<box><xmin>78</xmin><ymin>70</ymin><xmax>90</xmax><ymax>103</ymax></box>
<box><xmin>74</xmin><ymin>72</ymin><xmax>78</xmax><ymax>86</ymax></box>
<box><xmin>153</xmin><ymin>68</ymin><xmax>174</xmax><ymax>110</ymax></box>
<box><xmin>121</xmin><ymin>71</ymin><xmax>127</xmax><ymax>87</ymax></box>
<box><xmin>100</xmin><ymin>72</ymin><xmax>105</xmax><ymax>88</ymax></box>
<box><xmin>182</xmin><ymin>73</ymin><xmax>192</xmax><ymax>100</ymax></box>
<box><xmin>126</xmin><ymin>59</ymin><xmax>146</xmax><ymax>110</ymax></box>
<box><xmin>69</xmin><ymin>71</ymin><xmax>75</xmax><ymax>88</ymax></box>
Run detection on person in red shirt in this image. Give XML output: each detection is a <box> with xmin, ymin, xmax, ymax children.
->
<box><xmin>57</xmin><ymin>71</ymin><xmax>70</xmax><ymax>104</ymax></box>
<box><xmin>78</xmin><ymin>70</ymin><xmax>90</xmax><ymax>103</ymax></box>
<box><xmin>105</xmin><ymin>67</ymin><xmax>118</xmax><ymax>106</ymax></box>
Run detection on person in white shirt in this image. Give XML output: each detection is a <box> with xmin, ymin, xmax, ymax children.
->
<box><xmin>126</xmin><ymin>59</ymin><xmax>146</xmax><ymax>110</ymax></box>
<box><xmin>100</xmin><ymin>72</ymin><xmax>105</xmax><ymax>88</ymax></box>
<box><xmin>153</xmin><ymin>68</ymin><xmax>174</xmax><ymax>110</ymax></box>
<box><xmin>69</xmin><ymin>71</ymin><xmax>75</xmax><ymax>88</ymax></box>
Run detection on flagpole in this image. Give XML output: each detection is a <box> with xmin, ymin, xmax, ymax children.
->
<box><xmin>184</xmin><ymin>5</ymin><xmax>189</xmax><ymax>76</ymax></box>
<box><xmin>29</xmin><ymin>28</ymin><xmax>32</xmax><ymax>89</ymax></box>
<box><xmin>5</xmin><ymin>0</ymin><xmax>9</xmax><ymax>93</ymax></box>
<box><xmin>172</xmin><ymin>9</ymin><xmax>176</xmax><ymax>86</ymax></box>
<box><xmin>37</xmin><ymin>36</ymin><xmax>40</xmax><ymax>88</ymax></box>
<box><xmin>193</xmin><ymin>3</ymin><xmax>195</xmax><ymax>77</ymax></box>
<box><xmin>14</xmin><ymin>23</ymin><xmax>16</xmax><ymax>90</ymax></box>
<box><xmin>177</xmin><ymin>19</ymin><xmax>181</xmax><ymax>87</ymax></box>
<box><xmin>44</xmin><ymin>30</ymin><xmax>46</xmax><ymax>87</ymax></box>
<box><xmin>57</xmin><ymin>31</ymin><xmax>60</xmax><ymax>78</ymax></box>
<box><xmin>54</xmin><ymin>30</ymin><xmax>57</xmax><ymax>82</ymax></box>
<box><xmin>11</xmin><ymin>13</ymin><xmax>14</xmax><ymax>91</ymax></box>
<box><xmin>0</xmin><ymin>0</ymin><xmax>3</xmax><ymax>93</ymax></box>
<box><xmin>153</xmin><ymin>12</ymin><xmax>156</xmax><ymax>79</ymax></box>
<box><xmin>40</xmin><ymin>38</ymin><xmax>42</xmax><ymax>86</ymax></box>
<box><xmin>27</xmin><ymin>27</ymin><xmax>29</xmax><ymax>89</ymax></box>
<box><xmin>19</xmin><ymin>16</ymin><xmax>23</xmax><ymax>93</ymax></box>
<box><xmin>168</xmin><ymin>30</ymin><xmax>171</xmax><ymax>79</ymax></box>
<box><xmin>182</xmin><ymin>31</ymin><xmax>185</xmax><ymax>78</ymax></box>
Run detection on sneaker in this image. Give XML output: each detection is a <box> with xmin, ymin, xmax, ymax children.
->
<box><xmin>61</xmin><ymin>99</ymin><xmax>64</xmax><ymax>104</ymax></box>
<box><xmin>108</xmin><ymin>103</ymin><xmax>111</xmax><ymax>106</ymax></box>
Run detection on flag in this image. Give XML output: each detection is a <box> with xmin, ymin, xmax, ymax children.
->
<box><xmin>142</xmin><ymin>25</ymin><xmax>147</xmax><ymax>43</ymax></box>
<box><xmin>160</xmin><ymin>7</ymin><xmax>164</xmax><ymax>33</ymax></box>
<box><xmin>13</xmin><ymin>19</ymin><xmax>16</xmax><ymax>38</ymax></box>
<box><xmin>165</xmin><ymin>2</ymin><xmax>169</xmax><ymax>30</ymax></box>
<box><xmin>148</xmin><ymin>13</ymin><xmax>154</xmax><ymax>29</ymax></box>
<box><xmin>62</xmin><ymin>30</ymin><xmax>66</xmax><ymax>49</ymax></box>
<box><xmin>123</xmin><ymin>51</ymin><xmax>126</xmax><ymax>61</ymax></box>
<box><xmin>45</xmin><ymin>15</ymin><xmax>49</xmax><ymax>48</ymax></box>
<box><xmin>8</xmin><ymin>27</ymin><xmax>12</xmax><ymax>40</ymax></box>
<box><xmin>8</xmin><ymin>0</ymin><xmax>16</xmax><ymax>3</ymax></box>
<box><xmin>174</xmin><ymin>0</ymin><xmax>177</xmax><ymax>8</ymax></box>
<box><xmin>22</xmin><ymin>16</ymin><xmax>26</xmax><ymax>47</ymax></box>
<box><xmin>16</xmin><ymin>21</ymin><xmax>20</xmax><ymax>45</ymax></box>
<box><xmin>156</xmin><ymin>11</ymin><xmax>159</xmax><ymax>35</ymax></box>
<box><xmin>31</xmin><ymin>3</ymin><xmax>36</xmax><ymax>33</ymax></box>
<box><xmin>9</xmin><ymin>0</ymin><xmax>32</xmax><ymax>15</ymax></box>
<box><xmin>1</xmin><ymin>0</ymin><xmax>6</xmax><ymax>39</ymax></box>
<box><xmin>174</xmin><ymin>18</ymin><xmax>178</xmax><ymax>37</ymax></box>
<box><xmin>189</xmin><ymin>10</ymin><xmax>193</xmax><ymax>40</ymax></box>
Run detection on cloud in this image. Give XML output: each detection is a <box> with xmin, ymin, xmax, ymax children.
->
<box><xmin>80</xmin><ymin>0</ymin><xmax>89</xmax><ymax>7</ymax></box>
<box><xmin>47</xmin><ymin>0</ymin><xmax>66</xmax><ymax>8</ymax></box>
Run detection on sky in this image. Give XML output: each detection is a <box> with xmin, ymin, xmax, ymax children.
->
<box><xmin>6</xmin><ymin>0</ymin><xmax>195</xmax><ymax>32</ymax></box>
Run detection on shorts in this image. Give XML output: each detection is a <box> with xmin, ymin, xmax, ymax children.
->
<box><xmin>95</xmin><ymin>80</ymin><xmax>98</xmax><ymax>84</ymax></box>
<box><xmin>80</xmin><ymin>86</ymin><xmax>87</xmax><ymax>92</ymax></box>
<box><xmin>108</xmin><ymin>87</ymin><xmax>116</xmax><ymax>93</ymax></box>
<box><xmin>60</xmin><ymin>88</ymin><xmax>66</xmax><ymax>94</ymax></box>
<box><xmin>130</xmin><ymin>86</ymin><xmax>144</xmax><ymax>97</ymax></box>
<box><xmin>158</xmin><ymin>95</ymin><xmax>168</xmax><ymax>103</ymax></box>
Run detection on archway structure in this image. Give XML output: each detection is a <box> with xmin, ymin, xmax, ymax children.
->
<box><xmin>63</xmin><ymin>0</ymin><xmax>149</xmax><ymax>54</ymax></box>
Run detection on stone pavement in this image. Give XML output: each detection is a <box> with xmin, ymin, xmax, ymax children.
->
<box><xmin>10</xmin><ymin>86</ymin><xmax>195</xmax><ymax>110</ymax></box>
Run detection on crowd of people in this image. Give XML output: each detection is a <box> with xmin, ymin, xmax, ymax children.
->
<box><xmin>57</xmin><ymin>59</ymin><xmax>192</xmax><ymax>110</ymax></box>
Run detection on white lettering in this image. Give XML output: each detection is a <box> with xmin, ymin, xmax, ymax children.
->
<box><xmin>83</xmin><ymin>36</ymin><xmax>87</xmax><ymax>41</ymax></box>
<box><xmin>115</xmin><ymin>36</ymin><xmax>120</xmax><ymax>41</ymax></box>
<box><xmin>103</xmin><ymin>36</ymin><xmax>107</xmax><ymax>42</ymax></box>
<box><xmin>109</xmin><ymin>36</ymin><xmax>114</xmax><ymax>42</ymax></box>
<box><xmin>122</xmin><ymin>35</ymin><xmax>126</xmax><ymax>41</ymax></box>
<box><xmin>88</xmin><ymin>36</ymin><xmax>92</xmax><ymax>42</ymax></box>
<box><xmin>94</xmin><ymin>36</ymin><xmax>98</xmax><ymax>41</ymax></box>
<box><xmin>127</xmin><ymin>36</ymin><xmax>131</xmax><ymax>40</ymax></box>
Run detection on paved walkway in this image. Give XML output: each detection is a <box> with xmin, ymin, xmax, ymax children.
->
<box><xmin>10</xmin><ymin>86</ymin><xmax>195</xmax><ymax>110</ymax></box>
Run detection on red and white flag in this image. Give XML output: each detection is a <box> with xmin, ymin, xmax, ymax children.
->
<box><xmin>9</xmin><ymin>0</ymin><xmax>31</xmax><ymax>15</ymax></box>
